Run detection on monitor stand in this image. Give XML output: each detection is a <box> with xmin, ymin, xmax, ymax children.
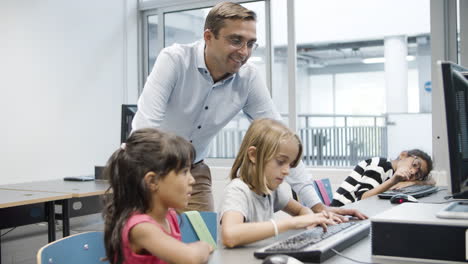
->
<box><xmin>453</xmin><ymin>190</ymin><xmax>468</xmax><ymax>199</ymax></box>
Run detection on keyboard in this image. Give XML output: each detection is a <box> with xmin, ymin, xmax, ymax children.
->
<box><xmin>378</xmin><ymin>185</ymin><xmax>438</xmax><ymax>199</ymax></box>
<box><xmin>254</xmin><ymin>221</ymin><xmax>370</xmax><ymax>263</ymax></box>
<box><xmin>63</xmin><ymin>176</ymin><xmax>95</xmax><ymax>181</ymax></box>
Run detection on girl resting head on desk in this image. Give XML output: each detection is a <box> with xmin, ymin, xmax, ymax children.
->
<box><xmin>102</xmin><ymin>128</ymin><xmax>213</xmax><ymax>264</ymax></box>
<box><xmin>330</xmin><ymin>149</ymin><xmax>434</xmax><ymax>207</ymax></box>
<box><xmin>220</xmin><ymin>118</ymin><xmax>337</xmax><ymax>248</ymax></box>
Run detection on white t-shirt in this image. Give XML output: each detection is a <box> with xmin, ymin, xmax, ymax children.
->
<box><xmin>220</xmin><ymin>178</ymin><xmax>292</xmax><ymax>223</ymax></box>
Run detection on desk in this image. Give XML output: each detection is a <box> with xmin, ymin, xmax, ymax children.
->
<box><xmin>208</xmin><ymin>189</ymin><xmax>452</xmax><ymax>264</ymax></box>
<box><xmin>0</xmin><ymin>179</ymin><xmax>109</xmax><ymax>198</ymax></box>
<box><xmin>0</xmin><ymin>180</ymin><xmax>109</xmax><ymax>237</ymax></box>
<box><xmin>0</xmin><ymin>189</ymin><xmax>72</xmax><ymax>263</ymax></box>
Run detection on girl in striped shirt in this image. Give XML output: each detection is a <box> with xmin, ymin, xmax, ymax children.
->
<box><xmin>331</xmin><ymin>149</ymin><xmax>434</xmax><ymax>206</ymax></box>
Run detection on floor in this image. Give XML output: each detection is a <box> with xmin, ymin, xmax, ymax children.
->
<box><xmin>1</xmin><ymin>214</ymin><xmax>104</xmax><ymax>264</ymax></box>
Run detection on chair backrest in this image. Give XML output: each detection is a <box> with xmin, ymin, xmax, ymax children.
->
<box><xmin>37</xmin><ymin>231</ymin><xmax>108</xmax><ymax>264</ymax></box>
<box><xmin>313</xmin><ymin>178</ymin><xmax>334</xmax><ymax>206</ymax></box>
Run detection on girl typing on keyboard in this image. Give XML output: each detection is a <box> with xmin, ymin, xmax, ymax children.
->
<box><xmin>219</xmin><ymin>118</ymin><xmax>337</xmax><ymax>248</ymax></box>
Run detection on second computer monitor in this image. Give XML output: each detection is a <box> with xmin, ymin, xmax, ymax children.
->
<box><xmin>440</xmin><ymin>61</ymin><xmax>468</xmax><ymax>199</ymax></box>
<box><xmin>121</xmin><ymin>104</ymin><xmax>137</xmax><ymax>143</ymax></box>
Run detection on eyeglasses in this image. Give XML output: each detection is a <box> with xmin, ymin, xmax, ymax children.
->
<box><xmin>223</xmin><ymin>36</ymin><xmax>258</xmax><ymax>50</ymax></box>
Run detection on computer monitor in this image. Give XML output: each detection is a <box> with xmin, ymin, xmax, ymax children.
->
<box><xmin>440</xmin><ymin>61</ymin><xmax>468</xmax><ymax>199</ymax></box>
<box><xmin>121</xmin><ymin>104</ymin><xmax>137</xmax><ymax>143</ymax></box>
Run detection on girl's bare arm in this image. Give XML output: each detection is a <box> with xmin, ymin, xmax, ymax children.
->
<box><xmin>130</xmin><ymin>222</ymin><xmax>213</xmax><ymax>264</ymax></box>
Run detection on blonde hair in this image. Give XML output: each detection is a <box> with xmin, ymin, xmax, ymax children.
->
<box><xmin>230</xmin><ymin>118</ymin><xmax>303</xmax><ymax>195</ymax></box>
<box><xmin>204</xmin><ymin>2</ymin><xmax>256</xmax><ymax>38</ymax></box>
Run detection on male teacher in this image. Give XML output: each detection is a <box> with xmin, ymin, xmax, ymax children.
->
<box><xmin>132</xmin><ymin>2</ymin><xmax>366</xmax><ymax>220</ymax></box>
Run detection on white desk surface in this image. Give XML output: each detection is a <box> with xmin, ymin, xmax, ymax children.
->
<box><xmin>0</xmin><ymin>189</ymin><xmax>72</xmax><ymax>209</ymax></box>
<box><xmin>208</xmin><ymin>189</ymin><xmax>455</xmax><ymax>264</ymax></box>
<box><xmin>0</xmin><ymin>179</ymin><xmax>109</xmax><ymax>198</ymax></box>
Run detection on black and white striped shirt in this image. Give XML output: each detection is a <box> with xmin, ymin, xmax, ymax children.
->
<box><xmin>330</xmin><ymin>157</ymin><xmax>393</xmax><ymax>207</ymax></box>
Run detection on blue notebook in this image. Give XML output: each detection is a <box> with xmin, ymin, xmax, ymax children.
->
<box><xmin>178</xmin><ymin>211</ymin><xmax>217</xmax><ymax>244</ymax></box>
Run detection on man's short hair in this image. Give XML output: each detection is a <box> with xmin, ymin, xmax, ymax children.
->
<box><xmin>204</xmin><ymin>2</ymin><xmax>257</xmax><ymax>38</ymax></box>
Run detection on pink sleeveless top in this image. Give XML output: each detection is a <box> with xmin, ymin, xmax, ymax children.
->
<box><xmin>121</xmin><ymin>209</ymin><xmax>181</xmax><ymax>264</ymax></box>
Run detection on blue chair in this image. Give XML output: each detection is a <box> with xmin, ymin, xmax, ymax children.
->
<box><xmin>37</xmin><ymin>231</ymin><xmax>108</xmax><ymax>264</ymax></box>
<box><xmin>313</xmin><ymin>178</ymin><xmax>334</xmax><ymax>206</ymax></box>
<box><xmin>179</xmin><ymin>211</ymin><xmax>217</xmax><ymax>244</ymax></box>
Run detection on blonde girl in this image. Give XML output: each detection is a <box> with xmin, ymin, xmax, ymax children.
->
<box><xmin>220</xmin><ymin>119</ymin><xmax>336</xmax><ymax>247</ymax></box>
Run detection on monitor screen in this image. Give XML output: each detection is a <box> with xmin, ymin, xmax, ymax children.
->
<box><xmin>121</xmin><ymin>104</ymin><xmax>137</xmax><ymax>143</ymax></box>
<box><xmin>440</xmin><ymin>62</ymin><xmax>468</xmax><ymax>199</ymax></box>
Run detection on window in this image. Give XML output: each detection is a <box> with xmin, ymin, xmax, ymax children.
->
<box><xmin>147</xmin><ymin>14</ymin><xmax>158</xmax><ymax>76</ymax></box>
<box><xmin>164</xmin><ymin>8</ymin><xmax>208</xmax><ymax>47</ymax></box>
<box><xmin>294</xmin><ymin>0</ymin><xmax>431</xmax><ymax>165</ymax></box>
<box><xmin>139</xmin><ymin>0</ymin><xmax>465</xmax><ymax>168</ymax></box>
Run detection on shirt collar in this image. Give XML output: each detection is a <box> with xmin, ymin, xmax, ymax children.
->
<box><xmin>195</xmin><ymin>40</ymin><xmax>208</xmax><ymax>73</ymax></box>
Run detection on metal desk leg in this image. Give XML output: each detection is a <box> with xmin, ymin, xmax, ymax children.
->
<box><xmin>46</xmin><ymin>201</ymin><xmax>55</xmax><ymax>242</ymax></box>
<box><xmin>62</xmin><ymin>199</ymin><xmax>70</xmax><ymax>237</ymax></box>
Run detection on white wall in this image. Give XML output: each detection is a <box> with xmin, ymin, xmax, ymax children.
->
<box><xmin>386</xmin><ymin>113</ymin><xmax>432</xmax><ymax>159</ymax></box>
<box><xmin>0</xmin><ymin>0</ymin><xmax>138</xmax><ymax>184</ymax></box>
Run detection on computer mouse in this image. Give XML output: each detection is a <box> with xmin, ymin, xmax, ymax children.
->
<box><xmin>390</xmin><ymin>194</ymin><xmax>418</xmax><ymax>204</ymax></box>
<box><xmin>262</xmin><ymin>254</ymin><xmax>304</xmax><ymax>264</ymax></box>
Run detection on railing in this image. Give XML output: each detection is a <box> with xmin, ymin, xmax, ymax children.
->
<box><xmin>207</xmin><ymin>114</ymin><xmax>388</xmax><ymax>167</ymax></box>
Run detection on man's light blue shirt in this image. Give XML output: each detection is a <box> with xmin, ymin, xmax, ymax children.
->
<box><xmin>132</xmin><ymin>40</ymin><xmax>321</xmax><ymax>208</ymax></box>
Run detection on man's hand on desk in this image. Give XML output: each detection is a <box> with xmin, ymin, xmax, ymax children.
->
<box><xmin>311</xmin><ymin>203</ymin><xmax>368</xmax><ymax>222</ymax></box>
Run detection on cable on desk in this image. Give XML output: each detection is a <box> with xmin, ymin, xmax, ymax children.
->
<box><xmin>0</xmin><ymin>227</ymin><xmax>17</xmax><ymax>237</ymax></box>
<box><xmin>331</xmin><ymin>248</ymin><xmax>382</xmax><ymax>264</ymax></box>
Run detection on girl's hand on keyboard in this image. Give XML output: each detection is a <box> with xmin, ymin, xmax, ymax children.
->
<box><xmin>289</xmin><ymin>212</ymin><xmax>336</xmax><ymax>231</ymax></box>
<box><xmin>326</xmin><ymin>207</ymin><xmax>368</xmax><ymax>220</ymax></box>
<box><xmin>322</xmin><ymin>210</ymin><xmax>348</xmax><ymax>224</ymax></box>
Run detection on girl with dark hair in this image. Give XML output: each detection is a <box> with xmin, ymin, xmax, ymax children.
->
<box><xmin>331</xmin><ymin>149</ymin><xmax>434</xmax><ymax>207</ymax></box>
<box><xmin>103</xmin><ymin>128</ymin><xmax>213</xmax><ymax>264</ymax></box>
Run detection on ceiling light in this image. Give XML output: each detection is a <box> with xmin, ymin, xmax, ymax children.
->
<box><xmin>362</xmin><ymin>57</ymin><xmax>385</xmax><ymax>64</ymax></box>
<box><xmin>362</xmin><ymin>56</ymin><xmax>416</xmax><ymax>64</ymax></box>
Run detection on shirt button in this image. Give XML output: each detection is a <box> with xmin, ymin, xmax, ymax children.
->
<box><xmin>198</xmin><ymin>125</ymin><xmax>201</xmax><ymax>129</ymax></box>
<box><xmin>205</xmin><ymin>106</ymin><xmax>208</xmax><ymax>110</ymax></box>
